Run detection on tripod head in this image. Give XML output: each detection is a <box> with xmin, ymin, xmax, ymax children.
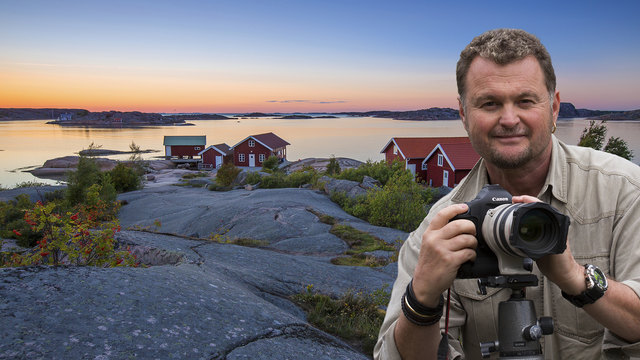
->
<box><xmin>476</xmin><ymin>274</ymin><xmax>554</xmax><ymax>359</ymax></box>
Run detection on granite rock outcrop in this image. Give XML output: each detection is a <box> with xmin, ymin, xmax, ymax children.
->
<box><xmin>0</xmin><ymin>185</ymin><xmax>405</xmax><ymax>359</ymax></box>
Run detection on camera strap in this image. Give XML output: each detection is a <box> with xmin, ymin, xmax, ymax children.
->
<box><xmin>439</xmin><ymin>287</ymin><xmax>452</xmax><ymax>360</ymax></box>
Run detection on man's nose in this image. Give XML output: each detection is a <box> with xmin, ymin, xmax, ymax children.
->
<box><xmin>499</xmin><ymin>104</ymin><xmax>520</xmax><ymax>128</ymax></box>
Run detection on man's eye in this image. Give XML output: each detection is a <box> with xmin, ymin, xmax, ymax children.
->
<box><xmin>482</xmin><ymin>102</ymin><xmax>497</xmax><ymax>109</ymax></box>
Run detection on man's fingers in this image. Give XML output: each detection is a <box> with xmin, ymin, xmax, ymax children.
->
<box><xmin>512</xmin><ymin>195</ymin><xmax>542</xmax><ymax>204</ymax></box>
<box><xmin>428</xmin><ymin>203</ymin><xmax>471</xmax><ymax>230</ymax></box>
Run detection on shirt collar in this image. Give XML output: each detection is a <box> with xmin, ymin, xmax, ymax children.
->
<box><xmin>541</xmin><ymin>135</ymin><xmax>568</xmax><ymax>204</ymax></box>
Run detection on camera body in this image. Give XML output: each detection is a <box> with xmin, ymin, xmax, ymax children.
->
<box><xmin>452</xmin><ymin>184</ymin><xmax>570</xmax><ymax>278</ymax></box>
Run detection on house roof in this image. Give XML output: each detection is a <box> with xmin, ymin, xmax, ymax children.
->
<box><xmin>163</xmin><ymin>135</ymin><xmax>206</xmax><ymax>146</ymax></box>
<box><xmin>198</xmin><ymin>143</ymin><xmax>232</xmax><ymax>156</ymax></box>
<box><xmin>423</xmin><ymin>142</ymin><xmax>480</xmax><ymax>171</ymax></box>
<box><xmin>380</xmin><ymin>137</ymin><xmax>470</xmax><ymax>159</ymax></box>
<box><xmin>231</xmin><ymin>132</ymin><xmax>290</xmax><ymax>151</ymax></box>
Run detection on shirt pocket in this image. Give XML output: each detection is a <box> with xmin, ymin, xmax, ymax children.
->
<box><xmin>452</xmin><ymin>279</ymin><xmax>512</xmax><ymax>357</ymax></box>
<box><xmin>548</xmin><ymin>257</ymin><xmax>608</xmax><ymax>344</ymax></box>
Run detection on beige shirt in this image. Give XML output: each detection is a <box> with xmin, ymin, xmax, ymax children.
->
<box><xmin>375</xmin><ymin>136</ymin><xmax>640</xmax><ymax>359</ymax></box>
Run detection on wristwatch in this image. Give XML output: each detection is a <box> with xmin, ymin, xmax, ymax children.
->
<box><xmin>561</xmin><ymin>264</ymin><xmax>608</xmax><ymax>307</ymax></box>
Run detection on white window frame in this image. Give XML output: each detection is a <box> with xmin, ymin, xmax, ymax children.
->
<box><xmin>259</xmin><ymin>153</ymin><xmax>266</xmax><ymax>162</ymax></box>
<box><xmin>393</xmin><ymin>145</ymin><xmax>398</xmax><ymax>155</ymax></box>
<box><xmin>248</xmin><ymin>140</ymin><xmax>256</xmax><ymax>147</ymax></box>
<box><xmin>238</xmin><ymin>153</ymin><xmax>245</xmax><ymax>162</ymax></box>
<box><xmin>421</xmin><ymin>163</ymin><xmax>427</xmax><ymax>170</ymax></box>
<box><xmin>437</xmin><ymin>154</ymin><xmax>444</xmax><ymax>167</ymax></box>
<box><xmin>194</xmin><ymin>146</ymin><xmax>201</xmax><ymax>151</ymax></box>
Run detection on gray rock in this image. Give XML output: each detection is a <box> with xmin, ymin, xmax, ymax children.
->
<box><xmin>0</xmin><ymin>185</ymin><xmax>66</xmax><ymax>203</ymax></box>
<box><xmin>323</xmin><ymin>178</ymin><xmax>360</xmax><ymax>195</ymax></box>
<box><xmin>0</xmin><ymin>185</ymin><xmax>400</xmax><ymax>359</ymax></box>
<box><xmin>360</xmin><ymin>175</ymin><xmax>382</xmax><ymax>190</ymax></box>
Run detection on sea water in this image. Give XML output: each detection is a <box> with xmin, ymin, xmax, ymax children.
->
<box><xmin>0</xmin><ymin>116</ymin><xmax>639</xmax><ymax>188</ymax></box>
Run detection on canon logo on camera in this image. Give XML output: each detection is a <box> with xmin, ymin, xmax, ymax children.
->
<box><xmin>492</xmin><ymin>197</ymin><xmax>509</xmax><ymax>202</ymax></box>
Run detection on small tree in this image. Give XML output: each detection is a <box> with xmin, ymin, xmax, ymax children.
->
<box><xmin>325</xmin><ymin>156</ymin><xmax>341</xmax><ymax>176</ymax></box>
<box><xmin>578</xmin><ymin>120</ymin><xmax>633</xmax><ymax>160</ymax></box>
<box><xmin>603</xmin><ymin>136</ymin><xmax>634</xmax><ymax>160</ymax></box>
<box><xmin>578</xmin><ymin>120</ymin><xmax>607</xmax><ymax>150</ymax></box>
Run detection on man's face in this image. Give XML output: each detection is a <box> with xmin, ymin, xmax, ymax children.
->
<box><xmin>459</xmin><ymin>55</ymin><xmax>559</xmax><ymax>169</ymax></box>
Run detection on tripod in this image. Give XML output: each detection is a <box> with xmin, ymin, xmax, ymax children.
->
<box><xmin>476</xmin><ymin>274</ymin><xmax>553</xmax><ymax>359</ymax></box>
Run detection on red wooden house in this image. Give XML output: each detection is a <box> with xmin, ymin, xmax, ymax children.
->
<box><xmin>380</xmin><ymin>137</ymin><xmax>470</xmax><ymax>182</ymax></box>
<box><xmin>198</xmin><ymin>143</ymin><xmax>233</xmax><ymax>170</ymax></box>
<box><xmin>421</xmin><ymin>142</ymin><xmax>480</xmax><ymax>187</ymax></box>
<box><xmin>231</xmin><ymin>132</ymin><xmax>290</xmax><ymax>167</ymax></box>
<box><xmin>163</xmin><ymin>136</ymin><xmax>206</xmax><ymax>159</ymax></box>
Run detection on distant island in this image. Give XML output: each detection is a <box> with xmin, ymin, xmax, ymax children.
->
<box><xmin>337</xmin><ymin>103</ymin><xmax>633</xmax><ymax>121</ymax></box>
<box><xmin>0</xmin><ymin>103</ymin><xmax>637</xmax><ymax>127</ymax></box>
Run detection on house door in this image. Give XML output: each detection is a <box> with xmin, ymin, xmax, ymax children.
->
<box><xmin>249</xmin><ymin>154</ymin><xmax>256</xmax><ymax>167</ymax></box>
<box><xmin>407</xmin><ymin>164</ymin><xmax>416</xmax><ymax>176</ymax></box>
<box><xmin>215</xmin><ymin>156</ymin><xmax>223</xmax><ymax>169</ymax></box>
<box><xmin>443</xmin><ymin>170</ymin><xmax>449</xmax><ymax>187</ymax></box>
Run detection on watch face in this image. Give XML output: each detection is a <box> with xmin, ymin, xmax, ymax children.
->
<box><xmin>593</xmin><ymin>267</ymin><xmax>607</xmax><ymax>289</ymax></box>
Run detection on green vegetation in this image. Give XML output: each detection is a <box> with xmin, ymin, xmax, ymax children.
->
<box><xmin>1</xmin><ymin>154</ymin><xmax>142</xmax><ymax>268</ymax></box>
<box><xmin>214</xmin><ymin>162</ymin><xmax>241</xmax><ymax>187</ymax></box>
<box><xmin>66</xmin><ymin>155</ymin><xmax>117</xmax><ymax>206</ymax></box>
<box><xmin>261</xmin><ymin>155</ymin><xmax>280</xmax><ymax>172</ymax></box>
<box><xmin>292</xmin><ymin>284</ymin><xmax>390</xmax><ymax>355</ymax></box>
<box><xmin>335</xmin><ymin>159</ymin><xmax>405</xmax><ymax>186</ymax></box>
<box><xmin>109</xmin><ymin>163</ymin><xmax>143</xmax><ymax>193</ymax></box>
<box><xmin>181</xmin><ymin>171</ymin><xmax>209</xmax><ymax>180</ymax></box>
<box><xmin>330</xmin><ymin>169</ymin><xmax>432</xmax><ymax>233</ymax></box>
<box><xmin>306</xmin><ymin>208</ymin><xmax>397</xmax><ymax>267</ymax></box>
<box><xmin>325</xmin><ymin>155</ymin><xmax>341</xmax><ymax>176</ymax></box>
<box><xmin>578</xmin><ymin>120</ymin><xmax>634</xmax><ymax>160</ymax></box>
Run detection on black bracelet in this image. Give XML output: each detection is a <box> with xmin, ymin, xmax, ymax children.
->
<box><xmin>401</xmin><ymin>280</ymin><xmax>444</xmax><ymax>326</ymax></box>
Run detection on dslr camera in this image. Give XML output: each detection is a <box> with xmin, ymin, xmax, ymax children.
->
<box><xmin>452</xmin><ymin>184</ymin><xmax>570</xmax><ymax>278</ymax></box>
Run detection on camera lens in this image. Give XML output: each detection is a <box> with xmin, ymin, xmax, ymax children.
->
<box><xmin>518</xmin><ymin>209</ymin><xmax>551</xmax><ymax>243</ymax></box>
<box><xmin>482</xmin><ymin>203</ymin><xmax>567</xmax><ymax>260</ymax></box>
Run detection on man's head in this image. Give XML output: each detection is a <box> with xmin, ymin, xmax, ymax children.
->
<box><xmin>456</xmin><ymin>29</ymin><xmax>560</xmax><ymax>171</ymax></box>
<box><xmin>457</xmin><ymin>29</ymin><xmax>556</xmax><ymax>104</ymax></box>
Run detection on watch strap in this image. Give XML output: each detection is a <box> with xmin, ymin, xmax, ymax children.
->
<box><xmin>561</xmin><ymin>264</ymin><xmax>607</xmax><ymax>308</ymax></box>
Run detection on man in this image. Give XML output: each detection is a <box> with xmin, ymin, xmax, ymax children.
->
<box><xmin>374</xmin><ymin>28</ymin><xmax>640</xmax><ymax>359</ymax></box>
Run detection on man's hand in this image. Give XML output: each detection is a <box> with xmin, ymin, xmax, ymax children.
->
<box><xmin>412</xmin><ymin>203</ymin><xmax>478</xmax><ymax>307</ymax></box>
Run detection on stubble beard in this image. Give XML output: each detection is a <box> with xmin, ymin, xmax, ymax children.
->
<box><xmin>470</xmin><ymin>122</ymin><xmax>553</xmax><ymax>170</ymax></box>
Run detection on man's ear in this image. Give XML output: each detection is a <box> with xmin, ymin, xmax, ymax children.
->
<box><xmin>458</xmin><ymin>97</ymin><xmax>469</xmax><ymax>131</ymax></box>
<box><xmin>552</xmin><ymin>90</ymin><xmax>560</xmax><ymax>122</ymax></box>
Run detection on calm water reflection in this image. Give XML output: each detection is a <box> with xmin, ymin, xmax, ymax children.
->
<box><xmin>1</xmin><ymin>117</ymin><xmax>638</xmax><ymax>187</ymax></box>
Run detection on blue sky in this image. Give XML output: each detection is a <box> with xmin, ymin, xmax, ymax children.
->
<box><xmin>1</xmin><ymin>0</ymin><xmax>639</xmax><ymax>112</ymax></box>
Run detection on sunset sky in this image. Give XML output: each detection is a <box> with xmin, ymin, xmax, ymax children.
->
<box><xmin>1</xmin><ymin>0</ymin><xmax>639</xmax><ymax>113</ymax></box>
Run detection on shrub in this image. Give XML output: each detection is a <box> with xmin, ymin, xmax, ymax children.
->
<box><xmin>244</xmin><ymin>171</ymin><xmax>263</xmax><ymax>185</ymax></box>
<box><xmin>365</xmin><ymin>170</ymin><xmax>432</xmax><ymax>232</ymax></box>
<box><xmin>336</xmin><ymin>159</ymin><xmax>405</xmax><ymax>186</ymax></box>
<box><xmin>0</xmin><ymin>194</ymin><xmax>42</xmax><ymax>248</ymax></box>
<box><xmin>329</xmin><ymin>168</ymin><xmax>432</xmax><ymax>232</ymax></box>
<box><xmin>65</xmin><ymin>156</ymin><xmax>116</xmax><ymax>206</ymax></box>
<box><xmin>261</xmin><ymin>155</ymin><xmax>280</xmax><ymax>172</ymax></box>
<box><xmin>286</xmin><ymin>169</ymin><xmax>319</xmax><ymax>188</ymax></box>
<box><xmin>108</xmin><ymin>163</ymin><xmax>142</xmax><ymax>193</ymax></box>
<box><xmin>2</xmin><ymin>190</ymin><xmax>137</xmax><ymax>268</ymax></box>
<box><xmin>215</xmin><ymin>163</ymin><xmax>241</xmax><ymax>187</ymax></box>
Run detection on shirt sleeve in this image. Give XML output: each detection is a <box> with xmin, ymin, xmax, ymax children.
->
<box><xmin>374</xmin><ymin>214</ymin><xmax>468</xmax><ymax>359</ymax></box>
